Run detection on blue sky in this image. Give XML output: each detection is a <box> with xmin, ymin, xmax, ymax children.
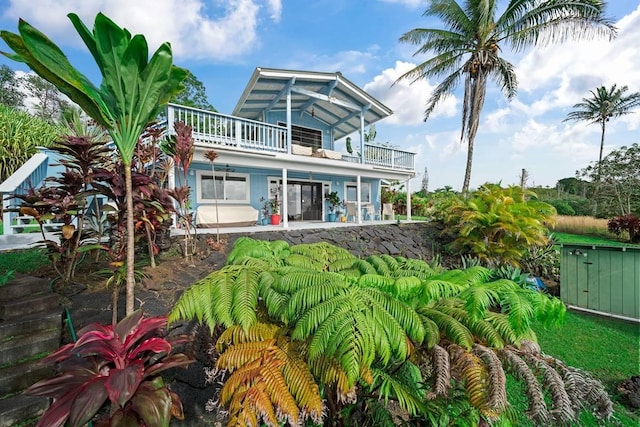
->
<box><xmin>1</xmin><ymin>0</ymin><xmax>639</xmax><ymax>191</ymax></box>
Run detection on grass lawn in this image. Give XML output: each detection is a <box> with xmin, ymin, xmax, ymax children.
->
<box><xmin>508</xmin><ymin>310</ymin><xmax>640</xmax><ymax>426</ymax></box>
<box><xmin>554</xmin><ymin>231</ymin><xmax>640</xmax><ymax>248</ymax></box>
<box><xmin>0</xmin><ymin>248</ymin><xmax>49</xmax><ymax>274</ymax></box>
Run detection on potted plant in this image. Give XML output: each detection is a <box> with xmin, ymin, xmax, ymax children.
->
<box><xmin>259</xmin><ymin>197</ymin><xmax>270</xmax><ymax>225</ymax></box>
<box><xmin>269</xmin><ymin>194</ymin><xmax>281</xmax><ymax>225</ymax></box>
<box><xmin>325</xmin><ymin>191</ymin><xmax>341</xmax><ymax>222</ymax></box>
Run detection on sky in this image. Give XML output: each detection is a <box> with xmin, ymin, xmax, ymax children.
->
<box><xmin>0</xmin><ymin>0</ymin><xmax>639</xmax><ymax>192</ymax></box>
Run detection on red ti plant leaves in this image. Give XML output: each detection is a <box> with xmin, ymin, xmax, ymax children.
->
<box><xmin>25</xmin><ymin>310</ymin><xmax>192</xmax><ymax>427</ymax></box>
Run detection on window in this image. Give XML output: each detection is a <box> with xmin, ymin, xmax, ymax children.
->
<box><xmin>345</xmin><ymin>182</ymin><xmax>371</xmax><ymax>203</ymax></box>
<box><xmin>278</xmin><ymin>122</ymin><xmax>322</xmax><ymax>149</ymax></box>
<box><xmin>197</xmin><ymin>171</ymin><xmax>249</xmax><ymax>203</ymax></box>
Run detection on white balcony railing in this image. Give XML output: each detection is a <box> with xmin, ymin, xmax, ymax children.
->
<box><xmin>167</xmin><ymin>104</ymin><xmax>287</xmax><ymax>153</ymax></box>
<box><xmin>166</xmin><ymin>104</ymin><xmax>415</xmax><ymax>171</ymax></box>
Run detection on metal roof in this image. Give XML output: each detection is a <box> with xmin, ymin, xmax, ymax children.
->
<box><xmin>232</xmin><ymin>67</ymin><xmax>393</xmax><ymax>140</ymax></box>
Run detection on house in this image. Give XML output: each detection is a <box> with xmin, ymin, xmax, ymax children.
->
<box><xmin>0</xmin><ymin>67</ymin><xmax>416</xmax><ymax>234</ymax></box>
<box><xmin>168</xmin><ymin>67</ymin><xmax>416</xmax><ymax>228</ymax></box>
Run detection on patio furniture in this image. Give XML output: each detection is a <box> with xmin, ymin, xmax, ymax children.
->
<box><xmin>382</xmin><ymin>203</ymin><xmax>394</xmax><ymax>220</ymax></box>
<box><xmin>346</xmin><ymin>202</ymin><xmax>357</xmax><ymax>222</ymax></box>
<box><xmin>365</xmin><ymin>204</ymin><xmax>379</xmax><ymax>220</ymax></box>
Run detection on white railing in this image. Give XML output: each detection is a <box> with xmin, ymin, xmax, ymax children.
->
<box><xmin>167</xmin><ymin>104</ymin><xmax>287</xmax><ymax>153</ymax></box>
<box><xmin>344</xmin><ymin>144</ymin><xmax>415</xmax><ymax>171</ymax></box>
<box><xmin>166</xmin><ymin>104</ymin><xmax>415</xmax><ymax>170</ymax></box>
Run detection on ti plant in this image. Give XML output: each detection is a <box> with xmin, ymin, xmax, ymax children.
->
<box><xmin>26</xmin><ymin>310</ymin><xmax>192</xmax><ymax>427</ymax></box>
<box><xmin>170</xmin><ymin>237</ymin><xmax>613</xmax><ymax>426</ymax></box>
<box><xmin>12</xmin><ymin>134</ymin><xmax>111</xmax><ymax>284</ymax></box>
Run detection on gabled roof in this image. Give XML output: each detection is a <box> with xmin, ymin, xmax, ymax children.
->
<box><xmin>232</xmin><ymin>67</ymin><xmax>393</xmax><ymax>140</ymax></box>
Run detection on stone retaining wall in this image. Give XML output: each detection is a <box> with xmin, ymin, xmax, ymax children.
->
<box><xmin>211</xmin><ymin>222</ymin><xmax>441</xmax><ymax>261</ymax></box>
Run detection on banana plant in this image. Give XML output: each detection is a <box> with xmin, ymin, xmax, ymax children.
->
<box><xmin>1</xmin><ymin>13</ymin><xmax>188</xmax><ymax>316</ymax></box>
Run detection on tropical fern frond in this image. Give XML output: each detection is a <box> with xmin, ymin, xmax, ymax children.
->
<box><xmin>484</xmin><ymin>311</ymin><xmax>520</xmax><ymax>346</ymax></box>
<box><xmin>437</xmin><ymin>303</ymin><xmax>505</xmax><ymax>349</ymax></box>
<box><xmin>216</xmin><ymin>323</ymin><xmax>279</xmax><ymax>353</ymax></box>
<box><xmin>354</xmin><ymin>259</ymin><xmax>378</xmax><ymax>275</ymax></box>
<box><xmin>498</xmin><ymin>347</ymin><xmax>549</xmax><ymax>425</ymax></box>
<box><xmin>284</xmin><ymin>253</ymin><xmax>325</xmax><ymax>271</ymax></box>
<box><xmin>363</xmin><ymin>287</ymin><xmax>426</xmax><ymax>345</ymax></box>
<box><xmin>429</xmin><ymin>344</ymin><xmax>450</xmax><ymax>398</ymax></box>
<box><xmin>276</xmin><ymin>270</ymin><xmax>343</xmax><ymax>294</ymax></box>
<box><xmin>290</xmin><ymin>241</ymin><xmax>355</xmax><ymax>269</ymax></box>
<box><xmin>217</xmin><ymin>329</ymin><xmax>323</xmax><ymax>427</ymax></box>
<box><xmin>357</xmin><ymin>273</ymin><xmax>396</xmax><ymax>291</ymax></box>
<box><xmin>420</xmin><ymin>315</ymin><xmax>441</xmax><ymax>349</ymax></box>
<box><xmin>327</xmin><ymin>257</ymin><xmax>357</xmax><ymax>272</ymax></box>
<box><xmin>392</xmin><ymin>276</ymin><xmax>424</xmax><ymax>301</ymax></box>
<box><xmin>380</xmin><ymin>254</ymin><xmax>401</xmax><ymax>272</ymax></box>
<box><xmin>421</xmin><ymin>279</ymin><xmax>466</xmax><ymax>303</ymax></box>
<box><xmin>521</xmin><ymin>353</ymin><xmax>575</xmax><ymax>424</ymax></box>
<box><xmin>308</xmin><ymin>356</ymin><xmax>355</xmax><ymax>403</ymax></box>
<box><xmin>472</xmin><ymin>344</ymin><xmax>507</xmax><ymax>411</ymax></box>
<box><xmin>366</xmin><ymin>255</ymin><xmax>394</xmax><ymax>277</ymax></box>
<box><xmin>396</xmin><ymin>257</ymin><xmax>437</xmax><ymax>279</ymax></box>
<box><xmin>169</xmin><ymin>265</ymin><xmax>246</xmax><ymax>329</ymax></box>
<box><xmin>459</xmin><ymin>282</ymin><xmax>501</xmax><ymax>321</ymax></box>
<box><xmin>371</xmin><ymin>366</ymin><xmax>428</xmax><ymax>416</ymax></box>
<box><xmin>552</xmin><ymin>360</ymin><xmax>613</xmax><ymax>421</ymax></box>
<box><xmin>231</xmin><ymin>268</ymin><xmax>261</xmax><ymax>331</ymax></box>
<box><xmin>499</xmin><ymin>287</ymin><xmax>535</xmax><ymax>337</ymax></box>
<box><xmin>226</xmin><ymin>237</ymin><xmax>288</xmax><ymax>266</ymax></box>
<box><xmin>419</xmin><ymin>307</ymin><xmax>473</xmax><ymax>350</ymax></box>
<box><xmin>449</xmin><ymin>344</ymin><xmax>496</xmax><ymax>418</ymax></box>
<box><xmin>258</xmin><ymin>271</ymin><xmax>289</xmax><ymax>319</ymax></box>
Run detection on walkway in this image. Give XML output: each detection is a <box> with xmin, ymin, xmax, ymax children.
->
<box><xmin>0</xmin><ymin>219</ymin><xmax>400</xmax><ymax>252</ymax></box>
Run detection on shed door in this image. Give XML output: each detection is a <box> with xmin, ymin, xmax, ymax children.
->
<box><xmin>562</xmin><ymin>248</ymin><xmax>592</xmax><ymax>309</ymax></box>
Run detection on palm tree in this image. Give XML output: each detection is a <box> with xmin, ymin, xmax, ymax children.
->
<box><xmin>1</xmin><ymin>14</ymin><xmax>187</xmax><ymax>316</ymax></box>
<box><xmin>564</xmin><ymin>84</ymin><xmax>640</xmax><ymax>215</ymax></box>
<box><xmin>397</xmin><ymin>0</ymin><xmax>616</xmax><ymax>194</ymax></box>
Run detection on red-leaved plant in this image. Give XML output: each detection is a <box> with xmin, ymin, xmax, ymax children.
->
<box><xmin>608</xmin><ymin>214</ymin><xmax>640</xmax><ymax>243</ymax></box>
<box><xmin>25</xmin><ymin>310</ymin><xmax>192</xmax><ymax>427</ymax></box>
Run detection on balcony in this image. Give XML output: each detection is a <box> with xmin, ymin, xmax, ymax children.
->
<box><xmin>167</xmin><ymin>104</ymin><xmax>414</xmax><ymax>171</ymax></box>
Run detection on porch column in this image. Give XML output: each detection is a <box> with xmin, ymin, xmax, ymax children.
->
<box><xmin>282</xmin><ymin>168</ymin><xmax>289</xmax><ymax>228</ymax></box>
<box><xmin>356</xmin><ymin>175</ymin><xmax>362</xmax><ymax>224</ymax></box>
<box><xmin>359</xmin><ymin>109</ymin><xmax>365</xmax><ymax>164</ymax></box>
<box><xmin>406</xmin><ymin>178</ymin><xmax>412</xmax><ymax>221</ymax></box>
<box><xmin>2</xmin><ymin>195</ymin><xmax>12</xmax><ymax>235</ymax></box>
<box><xmin>286</xmin><ymin>89</ymin><xmax>292</xmax><ymax>155</ymax></box>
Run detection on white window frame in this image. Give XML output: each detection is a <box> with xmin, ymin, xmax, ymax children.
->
<box><xmin>344</xmin><ymin>182</ymin><xmax>371</xmax><ymax>204</ymax></box>
<box><xmin>196</xmin><ymin>170</ymin><xmax>250</xmax><ymax>203</ymax></box>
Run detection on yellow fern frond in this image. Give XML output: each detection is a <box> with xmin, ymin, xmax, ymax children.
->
<box><xmin>217</xmin><ymin>340</ymin><xmax>276</xmax><ymax>374</ymax></box>
<box><xmin>216</xmin><ymin>323</ymin><xmax>280</xmax><ymax>353</ymax></box>
<box><xmin>449</xmin><ymin>344</ymin><xmax>490</xmax><ymax>412</ymax></box>
<box><xmin>260</xmin><ymin>359</ymin><xmax>300</xmax><ymax>425</ymax></box>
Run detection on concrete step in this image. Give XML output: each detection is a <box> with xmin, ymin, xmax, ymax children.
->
<box><xmin>0</xmin><ymin>293</ymin><xmax>60</xmax><ymax>321</ymax></box>
<box><xmin>0</xmin><ymin>277</ymin><xmax>50</xmax><ymax>302</ymax></box>
<box><xmin>0</xmin><ymin>358</ymin><xmax>54</xmax><ymax>397</ymax></box>
<box><xmin>0</xmin><ymin>311</ymin><xmax>61</xmax><ymax>341</ymax></box>
<box><xmin>0</xmin><ymin>328</ymin><xmax>60</xmax><ymax>366</ymax></box>
<box><xmin>0</xmin><ymin>394</ymin><xmax>48</xmax><ymax>427</ymax></box>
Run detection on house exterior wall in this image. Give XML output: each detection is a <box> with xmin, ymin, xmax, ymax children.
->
<box><xmin>266</xmin><ymin>110</ymin><xmax>333</xmax><ymax>150</ymax></box>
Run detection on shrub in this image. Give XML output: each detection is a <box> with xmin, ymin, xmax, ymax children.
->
<box><xmin>608</xmin><ymin>214</ymin><xmax>640</xmax><ymax>243</ymax></box>
<box><xmin>549</xmin><ymin>199</ymin><xmax>575</xmax><ymax>216</ymax></box>
<box><xmin>442</xmin><ymin>184</ymin><xmax>556</xmax><ymax>267</ymax></box>
<box><xmin>26</xmin><ymin>310</ymin><xmax>191</xmax><ymax>427</ymax></box>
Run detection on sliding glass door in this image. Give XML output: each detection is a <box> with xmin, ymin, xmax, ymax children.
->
<box><xmin>286</xmin><ymin>181</ymin><xmax>322</xmax><ymax>221</ymax></box>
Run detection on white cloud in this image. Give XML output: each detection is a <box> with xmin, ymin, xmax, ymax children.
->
<box><xmin>2</xmin><ymin>0</ymin><xmax>282</xmax><ymax>60</ymax></box>
<box><xmin>517</xmin><ymin>5</ymin><xmax>640</xmax><ymax>112</ymax></box>
<box><xmin>364</xmin><ymin>61</ymin><xmax>458</xmax><ymax>125</ymax></box>
<box><xmin>284</xmin><ymin>46</ymin><xmax>380</xmax><ymax>76</ymax></box>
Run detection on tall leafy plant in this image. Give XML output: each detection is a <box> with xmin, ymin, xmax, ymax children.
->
<box><xmin>170</xmin><ymin>238</ymin><xmax>612</xmax><ymax>426</ymax></box>
<box><xmin>442</xmin><ymin>184</ymin><xmax>556</xmax><ymax>267</ymax></box>
<box><xmin>1</xmin><ymin>13</ymin><xmax>188</xmax><ymax>316</ymax></box>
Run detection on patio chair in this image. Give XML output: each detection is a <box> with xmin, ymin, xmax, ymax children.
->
<box><xmin>346</xmin><ymin>202</ymin><xmax>357</xmax><ymax>222</ymax></box>
<box><xmin>365</xmin><ymin>204</ymin><xmax>379</xmax><ymax>220</ymax></box>
<box><xmin>382</xmin><ymin>203</ymin><xmax>394</xmax><ymax>220</ymax></box>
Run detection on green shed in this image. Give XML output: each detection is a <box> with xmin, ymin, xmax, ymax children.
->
<box><xmin>560</xmin><ymin>244</ymin><xmax>640</xmax><ymax>322</ymax></box>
